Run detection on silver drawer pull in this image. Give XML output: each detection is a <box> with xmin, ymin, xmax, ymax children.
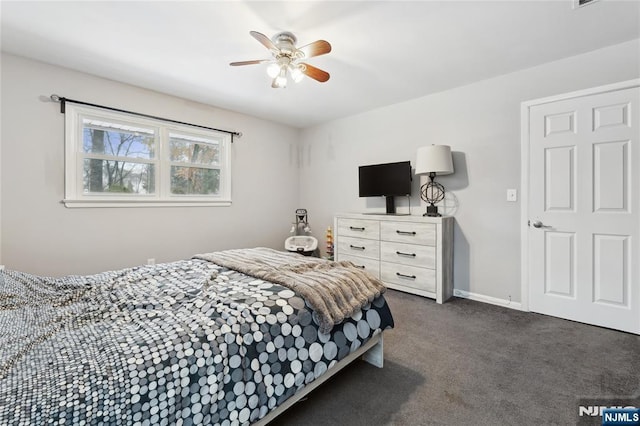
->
<box><xmin>396</xmin><ymin>251</ymin><xmax>416</xmax><ymax>257</ymax></box>
<box><xmin>349</xmin><ymin>226</ymin><xmax>365</xmax><ymax>231</ymax></box>
<box><xmin>396</xmin><ymin>230</ymin><xmax>416</xmax><ymax>236</ymax></box>
<box><xmin>396</xmin><ymin>272</ymin><xmax>416</xmax><ymax>279</ymax></box>
<box><xmin>349</xmin><ymin>244</ymin><xmax>365</xmax><ymax>250</ymax></box>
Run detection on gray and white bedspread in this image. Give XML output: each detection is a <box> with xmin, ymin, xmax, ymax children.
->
<box><xmin>0</xmin><ymin>257</ymin><xmax>394</xmax><ymax>425</ymax></box>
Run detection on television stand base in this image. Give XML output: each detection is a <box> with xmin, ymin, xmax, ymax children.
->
<box><xmin>362</xmin><ymin>212</ymin><xmax>410</xmax><ymax>216</ymax></box>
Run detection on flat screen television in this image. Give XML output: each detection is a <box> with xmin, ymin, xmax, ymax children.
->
<box><xmin>359</xmin><ymin>161</ymin><xmax>412</xmax><ymax>214</ymax></box>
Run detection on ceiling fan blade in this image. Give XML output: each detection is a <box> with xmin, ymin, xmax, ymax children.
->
<box><xmin>301</xmin><ymin>63</ymin><xmax>330</xmax><ymax>83</ymax></box>
<box><xmin>250</xmin><ymin>31</ymin><xmax>278</xmax><ymax>51</ymax></box>
<box><xmin>229</xmin><ymin>59</ymin><xmax>270</xmax><ymax>66</ymax></box>
<box><xmin>297</xmin><ymin>40</ymin><xmax>332</xmax><ymax>59</ymax></box>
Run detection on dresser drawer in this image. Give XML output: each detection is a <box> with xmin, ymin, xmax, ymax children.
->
<box><xmin>337</xmin><ymin>236</ymin><xmax>380</xmax><ymax>260</ymax></box>
<box><xmin>337</xmin><ymin>218</ymin><xmax>380</xmax><ymax>240</ymax></box>
<box><xmin>380</xmin><ymin>241</ymin><xmax>436</xmax><ymax>269</ymax></box>
<box><xmin>380</xmin><ymin>221</ymin><xmax>436</xmax><ymax>246</ymax></box>
<box><xmin>381</xmin><ymin>262</ymin><xmax>436</xmax><ymax>293</ymax></box>
<box><xmin>338</xmin><ymin>254</ymin><xmax>380</xmax><ymax>279</ymax></box>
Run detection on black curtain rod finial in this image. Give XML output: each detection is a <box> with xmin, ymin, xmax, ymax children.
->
<box><xmin>50</xmin><ymin>94</ymin><xmax>66</xmax><ymax>112</ymax></box>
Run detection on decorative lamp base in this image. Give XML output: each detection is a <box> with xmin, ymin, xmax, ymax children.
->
<box><xmin>424</xmin><ymin>204</ymin><xmax>441</xmax><ymax>217</ymax></box>
<box><xmin>420</xmin><ymin>176</ymin><xmax>445</xmax><ymax>218</ymax></box>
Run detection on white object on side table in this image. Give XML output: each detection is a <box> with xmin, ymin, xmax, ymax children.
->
<box><xmin>334</xmin><ymin>213</ymin><xmax>453</xmax><ymax>303</ymax></box>
<box><xmin>284</xmin><ymin>235</ymin><xmax>318</xmax><ymax>255</ymax></box>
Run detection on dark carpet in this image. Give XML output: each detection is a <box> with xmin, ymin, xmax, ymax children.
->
<box><xmin>272</xmin><ymin>289</ymin><xmax>640</xmax><ymax>425</ymax></box>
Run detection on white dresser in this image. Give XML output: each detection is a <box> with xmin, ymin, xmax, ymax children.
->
<box><xmin>334</xmin><ymin>213</ymin><xmax>453</xmax><ymax>303</ymax></box>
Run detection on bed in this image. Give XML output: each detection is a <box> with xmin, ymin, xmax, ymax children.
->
<box><xmin>0</xmin><ymin>248</ymin><xmax>394</xmax><ymax>425</ymax></box>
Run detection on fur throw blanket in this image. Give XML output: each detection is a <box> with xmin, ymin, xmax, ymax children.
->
<box><xmin>194</xmin><ymin>247</ymin><xmax>386</xmax><ymax>333</ymax></box>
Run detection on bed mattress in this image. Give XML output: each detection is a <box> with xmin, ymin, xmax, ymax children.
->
<box><xmin>0</xmin><ymin>257</ymin><xmax>393</xmax><ymax>425</ymax></box>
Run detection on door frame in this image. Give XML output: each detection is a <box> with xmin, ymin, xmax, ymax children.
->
<box><xmin>519</xmin><ymin>78</ymin><xmax>640</xmax><ymax>313</ymax></box>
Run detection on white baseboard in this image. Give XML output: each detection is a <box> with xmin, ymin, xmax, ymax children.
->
<box><xmin>453</xmin><ymin>289</ymin><xmax>524</xmax><ymax>311</ymax></box>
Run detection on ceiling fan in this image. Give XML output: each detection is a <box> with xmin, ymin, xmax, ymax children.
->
<box><xmin>230</xmin><ymin>31</ymin><xmax>332</xmax><ymax>88</ymax></box>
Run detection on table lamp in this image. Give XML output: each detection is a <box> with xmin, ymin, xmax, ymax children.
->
<box><xmin>415</xmin><ymin>145</ymin><xmax>454</xmax><ymax>217</ymax></box>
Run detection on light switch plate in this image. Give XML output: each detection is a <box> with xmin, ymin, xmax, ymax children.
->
<box><xmin>507</xmin><ymin>189</ymin><xmax>517</xmax><ymax>202</ymax></box>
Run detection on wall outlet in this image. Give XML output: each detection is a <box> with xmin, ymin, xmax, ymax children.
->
<box><xmin>147</xmin><ymin>258</ymin><xmax>156</xmax><ymax>266</ymax></box>
<box><xmin>507</xmin><ymin>189</ymin><xmax>518</xmax><ymax>202</ymax></box>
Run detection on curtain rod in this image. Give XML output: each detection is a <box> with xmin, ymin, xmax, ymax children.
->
<box><xmin>50</xmin><ymin>94</ymin><xmax>242</xmax><ymax>142</ymax></box>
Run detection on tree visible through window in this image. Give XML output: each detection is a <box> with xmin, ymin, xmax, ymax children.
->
<box><xmin>83</xmin><ymin>121</ymin><xmax>156</xmax><ymax>194</ymax></box>
<box><xmin>64</xmin><ymin>104</ymin><xmax>231</xmax><ymax>207</ymax></box>
<box><xmin>169</xmin><ymin>133</ymin><xmax>220</xmax><ymax>195</ymax></box>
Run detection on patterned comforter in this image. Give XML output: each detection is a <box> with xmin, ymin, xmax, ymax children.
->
<box><xmin>0</xmin><ymin>257</ymin><xmax>394</xmax><ymax>425</ymax></box>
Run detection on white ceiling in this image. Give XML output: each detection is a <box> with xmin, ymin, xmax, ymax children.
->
<box><xmin>1</xmin><ymin>1</ymin><xmax>639</xmax><ymax>128</ymax></box>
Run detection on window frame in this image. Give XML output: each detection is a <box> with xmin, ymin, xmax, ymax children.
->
<box><xmin>63</xmin><ymin>104</ymin><xmax>232</xmax><ymax>208</ymax></box>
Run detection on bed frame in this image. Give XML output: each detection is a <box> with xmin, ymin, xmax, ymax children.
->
<box><xmin>253</xmin><ymin>332</ymin><xmax>385</xmax><ymax>425</ymax></box>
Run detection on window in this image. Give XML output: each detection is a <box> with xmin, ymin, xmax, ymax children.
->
<box><xmin>64</xmin><ymin>104</ymin><xmax>231</xmax><ymax>207</ymax></box>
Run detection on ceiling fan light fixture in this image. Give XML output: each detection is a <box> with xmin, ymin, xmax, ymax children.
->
<box><xmin>275</xmin><ymin>67</ymin><xmax>288</xmax><ymax>88</ymax></box>
<box><xmin>290</xmin><ymin>65</ymin><xmax>304</xmax><ymax>83</ymax></box>
<box><xmin>275</xmin><ymin>76</ymin><xmax>287</xmax><ymax>88</ymax></box>
<box><xmin>266</xmin><ymin>63</ymin><xmax>280</xmax><ymax>78</ymax></box>
<box><xmin>231</xmin><ymin>31</ymin><xmax>331</xmax><ymax>88</ymax></box>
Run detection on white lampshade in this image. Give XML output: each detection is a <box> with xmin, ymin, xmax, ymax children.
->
<box><xmin>415</xmin><ymin>145</ymin><xmax>454</xmax><ymax>175</ymax></box>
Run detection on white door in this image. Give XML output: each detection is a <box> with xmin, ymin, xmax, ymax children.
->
<box><xmin>527</xmin><ymin>83</ymin><xmax>640</xmax><ymax>334</ymax></box>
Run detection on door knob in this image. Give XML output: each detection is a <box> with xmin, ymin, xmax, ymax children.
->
<box><xmin>531</xmin><ymin>220</ymin><xmax>549</xmax><ymax>228</ymax></box>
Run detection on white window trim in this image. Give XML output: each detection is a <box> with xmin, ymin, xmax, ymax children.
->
<box><xmin>63</xmin><ymin>104</ymin><xmax>232</xmax><ymax>208</ymax></box>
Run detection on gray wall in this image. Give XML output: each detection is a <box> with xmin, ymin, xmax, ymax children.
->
<box><xmin>1</xmin><ymin>54</ymin><xmax>300</xmax><ymax>276</ymax></box>
<box><xmin>298</xmin><ymin>39</ymin><xmax>640</xmax><ymax>304</ymax></box>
